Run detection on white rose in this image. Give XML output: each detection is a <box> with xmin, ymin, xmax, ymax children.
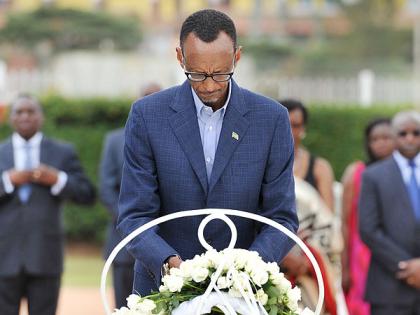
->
<box><xmin>228</xmin><ymin>287</ymin><xmax>242</xmax><ymax>298</ymax></box>
<box><xmin>244</xmin><ymin>256</ymin><xmax>262</xmax><ymax>273</ymax></box>
<box><xmin>266</xmin><ymin>262</ymin><xmax>280</xmax><ymax>275</ymax></box>
<box><xmin>251</xmin><ymin>269</ymin><xmax>269</xmax><ymax>286</ymax></box>
<box><xmin>179</xmin><ymin>260</ymin><xmax>194</xmax><ymax>280</ymax></box>
<box><xmin>289</xmin><ymin>287</ymin><xmax>301</xmax><ymax>303</ymax></box>
<box><xmin>287</xmin><ymin>287</ymin><xmax>301</xmax><ymax>310</ymax></box>
<box><xmin>205</xmin><ymin>249</ymin><xmax>221</xmax><ymax>268</ymax></box>
<box><xmin>138</xmin><ymin>299</ymin><xmax>156</xmax><ymax>313</ymax></box>
<box><xmin>271</xmin><ymin>273</ymin><xmax>292</xmax><ymax>292</ymax></box>
<box><xmin>217</xmin><ymin>276</ymin><xmax>232</xmax><ymax>289</ymax></box>
<box><xmin>159</xmin><ymin>284</ymin><xmax>168</xmax><ymax>293</ymax></box>
<box><xmin>126</xmin><ymin>294</ymin><xmax>141</xmax><ymax>309</ymax></box>
<box><xmin>192</xmin><ymin>255</ymin><xmax>210</xmax><ymax>269</ymax></box>
<box><xmin>233</xmin><ymin>272</ymin><xmax>251</xmax><ymax>292</ymax></box>
<box><xmin>191</xmin><ymin>266</ymin><xmax>209</xmax><ymax>283</ymax></box>
<box><xmin>256</xmin><ymin>289</ymin><xmax>268</xmax><ymax>305</ymax></box>
<box><xmin>169</xmin><ymin>267</ymin><xmax>183</xmax><ymax>277</ymax></box>
<box><xmin>233</xmin><ymin>250</ymin><xmax>248</xmax><ymax>269</ymax></box>
<box><xmin>212</xmin><ymin>250</ymin><xmax>234</xmax><ymax>272</ymax></box>
<box><xmin>163</xmin><ymin>275</ymin><xmax>184</xmax><ymax>292</ymax></box>
<box><xmin>270</xmin><ymin>272</ymin><xmax>285</xmax><ymax>285</ymax></box>
<box><xmin>278</xmin><ymin>278</ymin><xmax>292</xmax><ymax>293</ymax></box>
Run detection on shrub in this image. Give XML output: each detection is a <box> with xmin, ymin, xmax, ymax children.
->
<box><xmin>0</xmin><ymin>7</ymin><xmax>142</xmax><ymax>50</ymax></box>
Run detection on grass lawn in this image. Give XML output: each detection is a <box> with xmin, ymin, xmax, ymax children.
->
<box><xmin>62</xmin><ymin>243</ymin><xmax>112</xmax><ymax>288</ymax></box>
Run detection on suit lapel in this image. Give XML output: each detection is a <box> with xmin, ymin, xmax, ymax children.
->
<box><xmin>389</xmin><ymin>157</ymin><xmax>416</xmax><ymax>218</ymax></box>
<box><xmin>1</xmin><ymin>139</ymin><xmax>14</xmax><ymax>169</ymax></box>
<box><xmin>169</xmin><ymin>81</ymin><xmax>208</xmax><ymax>193</ymax></box>
<box><xmin>209</xmin><ymin>81</ymin><xmax>250</xmax><ymax>192</ymax></box>
<box><xmin>40</xmin><ymin>137</ymin><xmax>53</xmax><ymax>165</ymax></box>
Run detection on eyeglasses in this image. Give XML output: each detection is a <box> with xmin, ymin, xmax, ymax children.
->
<box><xmin>184</xmin><ymin>71</ymin><xmax>234</xmax><ymax>82</ymax></box>
<box><xmin>182</xmin><ymin>50</ymin><xmax>235</xmax><ymax>82</ymax></box>
<box><xmin>397</xmin><ymin>130</ymin><xmax>420</xmax><ymax>137</ymax></box>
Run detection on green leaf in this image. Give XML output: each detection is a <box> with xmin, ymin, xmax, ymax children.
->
<box><xmin>172</xmin><ymin>299</ymin><xmax>179</xmax><ymax>308</ymax></box>
<box><xmin>155</xmin><ymin>301</ymin><xmax>166</xmax><ymax>313</ymax></box>
<box><xmin>268</xmin><ymin>297</ymin><xmax>277</xmax><ymax>305</ymax></box>
<box><xmin>267</xmin><ymin>286</ymin><xmax>281</xmax><ymax>297</ymax></box>
<box><xmin>269</xmin><ymin>305</ymin><xmax>278</xmax><ymax>315</ymax></box>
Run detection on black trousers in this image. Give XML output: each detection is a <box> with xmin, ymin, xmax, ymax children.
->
<box><xmin>0</xmin><ymin>271</ymin><xmax>60</xmax><ymax>315</ymax></box>
<box><xmin>113</xmin><ymin>263</ymin><xmax>134</xmax><ymax>309</ymax></box>
<box><xmin>371</xmin><ymin>302</ymin><xmax>420</xmax><ymax>315</ymax></box>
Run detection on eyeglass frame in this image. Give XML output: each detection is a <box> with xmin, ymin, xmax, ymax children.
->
<box><xmin>181</xmin><ymin>49</ymin><xmax>237</xmax><ymax>82</ymax></box>
<box><xmin>397</xmin><ymin>129</ymin><xmax>420</xmax><ymax>138</ymax></box>
<box><xmin>184</xmin><ymin>71</ymin><xmax>234</xmax><ymax>82</ymax></box>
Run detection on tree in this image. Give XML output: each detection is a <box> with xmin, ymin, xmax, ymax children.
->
<box><xmin>296</xmin><ymin>0</ymin><xmax>413</xmax><ymax>75</ymax></box>
<box><xmin>0</xmin><ymin>7</ymin><xmax>142</xmax><ymax>51</ymax></box>
<box><xmin>335</xmin><ymin>0</ymin><xmax>412</xmax><ymax>61</ymax></box>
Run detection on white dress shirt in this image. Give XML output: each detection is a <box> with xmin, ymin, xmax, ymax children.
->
<box><xmin>192</xmin><ymin>82</ymin><xmax>231</xmax><ymax>181</ymax></box>
<box><xmin>393</xmin><ymin>150</ymin><xmax>420</xmax><ymax>185</ymax></box>
<box><xmin>2</xmin><ymin>132</ymin><xmax>68</xmax><ymax>195</ymax></box>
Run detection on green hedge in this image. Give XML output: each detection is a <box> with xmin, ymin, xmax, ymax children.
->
<box><xmin>0</xmin><ymin>96</ymin><xmax>410</xmax><ymax>243</ymax></box>
<box><xmin>304</xmin><ymin>104</ymin><xmax>409</xmax><ymax>178</ymax></box>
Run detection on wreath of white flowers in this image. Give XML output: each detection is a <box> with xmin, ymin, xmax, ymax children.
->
<box><xmin>100</xmin><ymin>209</ymin><xmax>324</xmax><ymax>315</ymax></box>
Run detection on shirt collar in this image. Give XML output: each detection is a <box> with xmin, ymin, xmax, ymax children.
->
<box><xmin>192</xmin><ymin>80</ymin><xmax>231</xmax><ymax>118</ymax></box>
<box><xmin>12</xmin><ymin>132</ymin><xmax>43</xmax><ymax>148</ymax></box>
<box><xmin>393</xmin><ymin>150</ymin><xmax>420</xmax><ymax>168</ymax></box>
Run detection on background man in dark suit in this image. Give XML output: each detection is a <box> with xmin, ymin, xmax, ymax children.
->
<box><xmin>360</xmin><ymin>110</ymin><xmax>420</xmax><ymax>315</ymax></box>
<box><xmin>118</xmin><ymin>9</ymin><xmax>298</xmax><ymax>296</ymax></box>
<box><xmin>99</xmin><ymin>82</ymin><xmax>161</xmax><ymax>308</ymax></box>
<box><xmin>0</xmin><ymin>95</ymin><xmax>95</xmax><ymax>315</ymax></box>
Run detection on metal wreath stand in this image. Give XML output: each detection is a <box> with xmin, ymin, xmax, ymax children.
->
<box><xmin>100</xmin><ymin>209</ymin><xmax>325</xmax><ymax>315</ymax></box>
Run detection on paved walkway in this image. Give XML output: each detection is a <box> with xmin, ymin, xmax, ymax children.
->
<box><xmin>20</xmin><ymin>287</ymin><xmax>114</xmax><ymax>315</ymax></box>
<box><xmin>18</xmin><ymin>244</ymin><xmax>117</xmax><ymax>315</ymax></box>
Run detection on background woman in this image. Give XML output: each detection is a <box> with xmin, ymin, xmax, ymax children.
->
<box><xmin>280</xmin><ymin>99</ymin><xmax>336</xmax><ymax>212</ymax></box>
<box><xmin>280</xmin><ymin>99</ymin><xmax>339</xmax><ymax>315</ymax></box>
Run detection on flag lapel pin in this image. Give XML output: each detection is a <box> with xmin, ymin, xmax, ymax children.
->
<box><xmin>232</xmin><ymin>131</ymin><xmax>239</xmax><ymax>141</ymax></box>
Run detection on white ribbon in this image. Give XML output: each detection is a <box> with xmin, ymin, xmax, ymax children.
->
<box><xmin>172</xmin><ymin>292</ymin><xmax>266</xmax><ymax>315</ymax></box>
<box><xmin>195</xmin><ymin>214</ymin><xmax>268</xmax><ymax>315</ymax></box>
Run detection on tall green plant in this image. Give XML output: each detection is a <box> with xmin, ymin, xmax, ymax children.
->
<box><xmin>0</xmin><ymin>7</ymin><xmax>142</xmax><ymax>50</ymax></box>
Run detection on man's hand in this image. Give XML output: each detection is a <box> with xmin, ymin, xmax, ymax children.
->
<box><xmin>31</xmin><ymin>164</ymin><xmax>59</xmax><ymax>187</ymax></box>
<box><xmin>162</xmin><ymin>255</ymin><xmax>183</xmax><ymax>276</ymax></box>
<box><xmin>281</xmin><ymin>247</ymin><xmax>310</xmax><ymax>278</ymax></box>
<box><xmin>8</xmin><ymin>169</ymin><xmax>32</xmax><ymax>186</ymax></box>
<box><xmin>397</xmin><ymin>259</ymin><xmax>420</xmax><ymax>289</ymax></box>
<box><xmin>168</xmin><ymin>255</ymin><xmax>183</xmax><ymax>269</ymax></box>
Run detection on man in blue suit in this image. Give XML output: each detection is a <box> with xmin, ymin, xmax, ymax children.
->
<box><xmin>359</xmin><ymin>111</ymin><xmax>420</xmax><ymax>315</ymax></box>
<box><xmin>118</xmin><ymin>9</ymin><xmax>298</xmax><ymax>295</ymax></box>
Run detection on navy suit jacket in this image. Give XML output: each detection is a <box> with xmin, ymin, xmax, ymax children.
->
<box><xmin>0</xmin><ymin>136</ymin><xmax>95</xmax><ymax>276</ymax></box>
<box><xmin>359</xmin><ymin>157</ymin><xmax>420</xmax><ymax>305</ymax></box>
<box><xmin>99</xmin><ymin>128</ymin><xmax>134</xmax><ymax>264</ymax></box>
<box><xmin>118</xmin><ymin>80</ymin><xmax>298</xmax><ymax>295</ymax></box>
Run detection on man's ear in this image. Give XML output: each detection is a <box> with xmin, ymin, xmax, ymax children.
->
<box><xmin>176</xmin><ymin>47</ymin><xmax>184</xmax><ymax>67</ymax></box>
<box><xmin>234</xmin><ymin>46</ymin><xmax>242</xmax><ymax>65</ymax></box>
